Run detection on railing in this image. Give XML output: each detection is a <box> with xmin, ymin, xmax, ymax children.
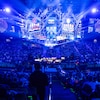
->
<box><xmin>48</xmin><ymin>73</ymin><xmax>52</xmax><ymax>100</ymax></box>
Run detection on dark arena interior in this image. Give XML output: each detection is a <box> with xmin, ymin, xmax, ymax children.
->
<box><xmin>0</xmin><ymin>0</ymin><xmax>100</xmax><ymax>100</ymax></box>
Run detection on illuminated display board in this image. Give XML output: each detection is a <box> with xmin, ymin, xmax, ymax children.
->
<box><xmin>46</xmin><ymin>17</ymin><xmax>57</xmax><ymax>39</ymax></box>
<box><xmin>62</xmin><ymin>23</ymin><xmax>74</xmax><ymax>32</ymax></box>
<box><xmin>88</xmin><ymin>18</ymin><xmax>100</xmax><ymax>33</ymax></box>
<box><xmin>62</xmin><ymin>18</ymin><xmax>74</xmax><ymax>32</ymax></box>
<box><xmin>28</xmin><ymin>18</ymin><xmax>41</xmax><ymax>32</ymax></box>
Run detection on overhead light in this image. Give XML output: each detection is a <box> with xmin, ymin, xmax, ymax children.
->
<box><xmin>91</xmin><ymin>8</ymin><xmax>98</xmax><ymax>13</ymax></box>
<box><xmin>4</xmin><ymin>7</ymin><xmax>11</xmax><ymax>13</ymax></box>
<box><xmin>66</xmin><ymin>18</ymin><xmax>71</xmax><ymax>24</ymax></box>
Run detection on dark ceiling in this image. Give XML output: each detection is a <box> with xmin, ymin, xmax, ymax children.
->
<box><xmin>0</xmin><ymin>0</ymin><xmax>100</xmax><ymax>14</ymax></box>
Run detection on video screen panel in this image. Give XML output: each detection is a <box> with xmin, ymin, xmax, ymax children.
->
<box><xmin>62</xmin><ymin>19</ymin><xmax>75</xmax><ymax>40</ymax></box>
<box><xmin>62</xmin><ymin>23</ymin><xmax>74</xmax><ymax>32</ymax></box>
<box><xmin>88</xmin><ymin>18</ymin><xmax>100</xmax><ymax>33</ymax></box>
<box><xmin>28</xmin><ymin>18</ymin><xmax>41</xmax><ymax>32</ymax></box>
<box><xmin>46</xmin><ymin>17</ymin><xmax>57</xmax><ymax>39</ymax></box>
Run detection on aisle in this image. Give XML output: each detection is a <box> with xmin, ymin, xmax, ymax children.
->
<box><xmin>51</xmin><ymin>78</ymin><xmax>77</xmax><ymax>100</ymax></box>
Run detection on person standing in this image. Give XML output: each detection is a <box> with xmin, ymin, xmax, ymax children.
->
<box><xmin>29</xmin><ymin>62</ymin><xmax>49</xmax><ymax>100</ymax></box>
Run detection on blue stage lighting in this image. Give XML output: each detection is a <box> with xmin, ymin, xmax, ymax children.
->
<box><xmin>66</xmin><ymin>18</ymin><xmax>71</xmax><ymax>24</ymax></box>
<box><xmin>4</xmin><ymin>7</ymin><xmax>11</xmax><ymax>13</ymax></box>
<box><xmin>70</xmin><ymin>36</ymin><xmax>74</xmax><ymax>40</ymax></box>
<box><xmin>91</xmin><ymin>8</ymin><xmax>98</xmax><ymax>13</ymax></box>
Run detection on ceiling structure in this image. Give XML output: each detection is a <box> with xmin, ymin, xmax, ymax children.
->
<box><xmin>0</xmin><ymin>0</ymin><xmax>99</xmax><ymax>14</ymax></box>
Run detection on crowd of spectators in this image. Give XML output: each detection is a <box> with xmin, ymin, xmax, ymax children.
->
<box><xmin>0</xmin><ymin>35</ymin><xmax>100</xmax><ymax>99</ymax></box>
<box><xmin>0</xmin><ymin>36</ymin><xmax>100</xmax><ymax>67</ymax></box>
<box><xmin>57</xmin><ymin>67</ymin><xmax>100</xmax><ymax>100</ymax></box>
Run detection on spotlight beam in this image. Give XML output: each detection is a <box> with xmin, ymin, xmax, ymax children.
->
<box><xmin>75</xmin><ymin>10</ymin><xmax>89</xmax><ymax>31</ymax></box>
